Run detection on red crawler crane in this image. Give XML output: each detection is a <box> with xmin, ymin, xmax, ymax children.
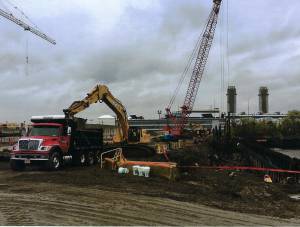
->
<box><xmin>165</xmin><ymin>0</ymin><xmax>222</xmax><ymax>136</ymax></box>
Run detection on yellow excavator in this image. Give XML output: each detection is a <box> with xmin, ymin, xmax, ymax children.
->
<box><xmin>63</xmin><ymin>84</ymin><xmax>151</xmax><ymax>144</ymax></box>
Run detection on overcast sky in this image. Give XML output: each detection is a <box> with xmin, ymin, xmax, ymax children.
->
<box><xmin>0</xmin><ymin>0</ymin><xmax>300</xmax><ymax>122</ymax></box>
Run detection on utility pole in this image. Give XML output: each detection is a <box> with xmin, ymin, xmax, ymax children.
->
<box><xmin>248</xmin><ymin>98</ymin><xmax>250</xmax><ymax>119</ymax></box>
<box><xmin>157</xmin><ymin>110</ymin><xmax>162</xmax><ymax>119</ymax></box>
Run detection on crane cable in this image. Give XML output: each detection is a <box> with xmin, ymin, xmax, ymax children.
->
<box><xmin>219</xmin><ymin>2</ymin><xmax>224</xmax><ymax>113</ymax></box>
<box><xmin>6</xmin><ymin>0</ymin><xmax>41</xmax><ymax>30</ymax></box>
<box><xmin>0</xmin><ymin>0</ymin><xmax>11</xmax><ymax>14</ymax></box>
<box><xmin>226</xmin><ymin>0</ymin><xmax>230</xmax><ymax>87</ymax></box>
<box><xmin>25</xmin><ymin>33</ymin><xmax>29</xmax><ymax>77</ymax></box>
<box><xmin>168</xmin><ymin>33</ymin><xmax>201</xmax><ymax>109</ymax></box>
<box><xmin>3</xmin><ymin>0</ymin><xmax>37</xmax><ymax>77</ymax></box>
<box><xmin>167</xmin><ymin>9</ymin><xmax>211</xmax><ymax>110</ymax></box>
<box><xmin>219</xmin><ymin>0</ymin><xmax>230</xmax><ymax>114</ymax></box>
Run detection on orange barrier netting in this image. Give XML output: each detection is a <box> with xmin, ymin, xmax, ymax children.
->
<box><xmin>178</xmin><ymin>165</ymin><xmax>300</xmax><ymax>174</ymax></box>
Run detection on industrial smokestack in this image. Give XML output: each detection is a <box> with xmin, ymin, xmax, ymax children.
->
<box><xmin>258</xmin><ymin>86</ymin><xmax>269</xmax><ymax>114</ymax></box>
<box><xmin>226</xmin><ymin>86</ymin><xmax>236</xmax><ymax>114</ymax></box>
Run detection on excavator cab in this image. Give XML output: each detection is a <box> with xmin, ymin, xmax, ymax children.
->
<box><xmin>113</xmin><ymin>126</ymin><xmax>151</xmax><ymax>144</ymax></box>
<box><xmin>128</xmin><ymin>127</ymin><xmax>140</xmax><ymax>143</ymax></box>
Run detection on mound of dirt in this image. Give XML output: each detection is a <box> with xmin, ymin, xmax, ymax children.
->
<box><xmin>180</xmin><ymin>168</ymin><xmax>299</xmax><ymax>218</ymax></box>
<box><xmin>5</xmin><ymin>161</ymin><xmax>299</xmax><ymax>219</ymax></box>
<box><xmin>165</xmin><ymin>144</ymin><xmax>211</xmax><ymax>166</ymax></box>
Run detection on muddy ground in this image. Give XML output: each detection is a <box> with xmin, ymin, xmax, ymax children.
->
<box><xmin>0</xmin><ymin>161</ymin><xmax>299</xmax><ymax>225</ymax></box>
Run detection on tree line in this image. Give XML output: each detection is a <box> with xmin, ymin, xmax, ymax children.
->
<box><xmin>232</xmin><ymin>110</ymin><xmax>300</xmax><ymax>140</ymax></box>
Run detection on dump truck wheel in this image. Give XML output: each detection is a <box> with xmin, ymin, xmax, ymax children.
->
<box><xmin>79</xmin><ymin>153</ymin><xmax>86</xmax><ymax>166</ymax></box>
<box><xmin>47</xmin><ymin>152</ymin><xmax>62</xmax><ymax>171</ymax></box>
<box><xmin>94</xmin><ymin>151</ymin><xmax>101</xmax><ymax>164</ymax></box>
<box><xmin>10</xmin><ymin>160</ymin><xmax>25</xmax><ymax>171</ymax></box>
<box><xmin>86</xmin><ymin>151</ymin><xmax>94</xmax><ymax>166</ymax></box>
<box><xmin>71</xmin><ymin>152</ymin><xmax>86</xmax><ymax>166</ymax></box>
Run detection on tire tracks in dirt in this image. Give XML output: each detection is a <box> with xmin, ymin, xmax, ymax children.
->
<box><xmin>0</xmin><ymin>184</ymin><xmax>299</xmax><ymax>226</ymax></box>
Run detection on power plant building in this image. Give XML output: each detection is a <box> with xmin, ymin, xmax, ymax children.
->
<box><xmin>226</xmin><ymin>86</ymin><xmax>237</xmax><ymax>114</ymax></box>
<box><xmin>258</xmin><ymin>86</ymin><xmax>269</xmax><ymax>114</ymax></box>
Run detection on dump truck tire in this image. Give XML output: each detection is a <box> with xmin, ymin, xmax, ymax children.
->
<box><xmin>47</xmin><ymin>152</ymin><xmax>62</xmax><ymax>171</ymax></box>
<box><xmin>72</xmin><ymin>152</ymin><xmax>86</xmax><ymax>166</ymax></box>
<box><xmin>94</xmin><ymin>151</ymin><xmax>101</xmax><ymax>164</ymax></box>
<box><xmin>86</xmin><ymin>151</ymin><xmax>94</xmax><ymax>166</ymax></box>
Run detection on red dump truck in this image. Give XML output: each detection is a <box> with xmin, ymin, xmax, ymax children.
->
<box><xmin>10</xmin><ymin>115</ymin><xmax>103</xmax><ymax>171</ymax></box>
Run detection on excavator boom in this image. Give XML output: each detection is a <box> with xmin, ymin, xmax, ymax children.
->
<box><xmin>63</xmin><ymin>84</ymin><xmax>129</xmax><ymax>142</ymax></box>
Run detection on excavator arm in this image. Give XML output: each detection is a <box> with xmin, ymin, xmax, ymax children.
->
<box><xmin>63</xmin><ymin>84</ymin><xmax>129</xmax><ymax>142</ymax></box>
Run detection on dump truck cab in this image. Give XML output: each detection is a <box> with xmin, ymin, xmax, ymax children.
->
<box><xmin>26</xmin><ymin>122</ymin><xmax>69</xmax><ymax>151</ymax></box>
<box><xmin>10</xmin><ymin>115</ymin><xmax>103</xmax><ymax>171</ymax></box>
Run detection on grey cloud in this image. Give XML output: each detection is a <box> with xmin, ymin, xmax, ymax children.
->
<box><xmin>157</xmin><ymin>0</ymin><xmax>208</xmax><ymax>38</ymax></box>
<box><xmin>1</xmin><ymin>0</ymin><xmax>300</xmax><ymax>122</ymax></box>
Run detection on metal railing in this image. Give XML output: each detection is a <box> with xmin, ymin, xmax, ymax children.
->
<box><xmin>100</xmin><ymin>148</ymin><xmax>122</xmax><ymax>168</ymax></box>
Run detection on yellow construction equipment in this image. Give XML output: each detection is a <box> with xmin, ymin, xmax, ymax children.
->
<box><xmin>63</xmin><ymin>84</ymin><xmax>150</xmax><ymax>144</ymax></box>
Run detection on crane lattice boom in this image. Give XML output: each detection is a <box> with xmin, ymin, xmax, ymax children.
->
<box><xmin>0</xmin><ymin>8</ymin><xmax>56</xmax><ymax>45</ymax></box>
<box><xmin>166</xmin><ymin>0</ymin><xmax>222</xmax><ymax>136</ymax></box>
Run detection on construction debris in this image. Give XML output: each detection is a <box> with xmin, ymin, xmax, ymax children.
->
<box><xmin>264</xmin><ymin>174</ymin><xmax>273</xmax><ymax>183</ymax></box>
<box><xmin>102</xmin><ymin>148</ymin><xmax>178</xmax><ymax>180</ymax></box>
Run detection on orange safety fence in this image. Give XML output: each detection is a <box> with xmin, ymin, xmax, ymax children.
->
<box><xmin>178</xmin><ymin>165</ymin><xmax>300</xmax><ymax>174</ymax></box>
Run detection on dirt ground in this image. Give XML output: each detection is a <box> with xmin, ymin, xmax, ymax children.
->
<box><xmin>0</xmin><ymin>161</ymin><xmax>299</xmax><ymax>225</ymax></box>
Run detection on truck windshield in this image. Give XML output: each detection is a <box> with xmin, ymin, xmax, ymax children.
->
<box><xmin>29</xmin><ymin>126</ymin><xmax>60</xmax><ymax>137</ymax></box>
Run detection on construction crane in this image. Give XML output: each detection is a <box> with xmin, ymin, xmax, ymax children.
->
<box><xmin>0</xmin><ymin>7</ymin><xmax>56</xmax><ymax>45</ymax></box>
<box><xmin>165</xmin><ymin>0</ymin><xmax>222</xmax><ymax>136</ymax></box>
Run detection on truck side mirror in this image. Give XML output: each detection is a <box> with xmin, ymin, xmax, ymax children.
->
<box><xmin>67</xmin><ymin>126</ymin><xmax>72</xmax><ymax>135</ymax></box>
